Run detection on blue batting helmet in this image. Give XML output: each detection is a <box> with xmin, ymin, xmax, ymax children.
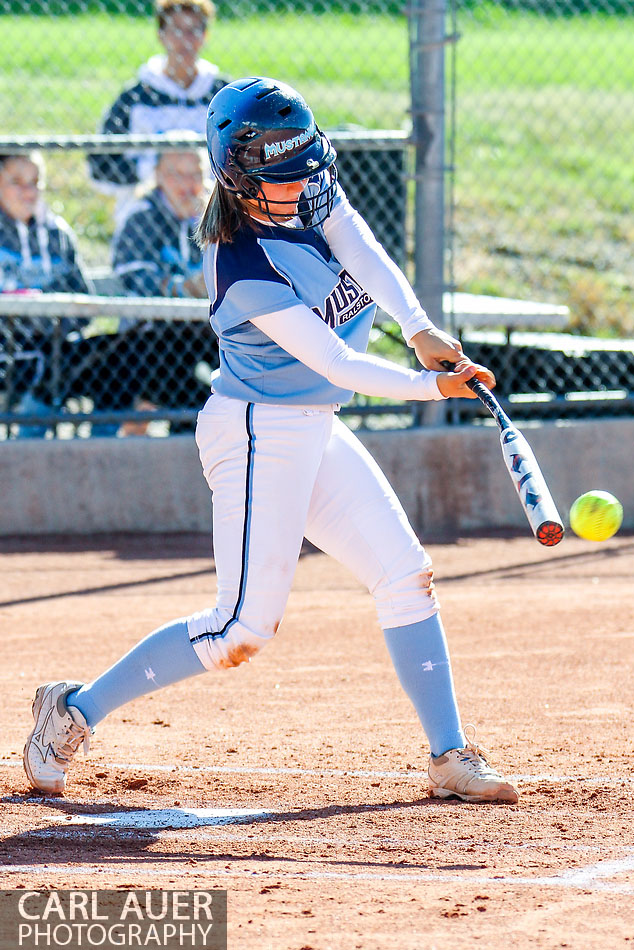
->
<box><xmin>206</xmin><ymin>77</ymin><xmax>337</xmax><ymax>228</ymax></box>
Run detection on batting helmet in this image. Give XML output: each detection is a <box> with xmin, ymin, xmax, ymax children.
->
<box><xmin>205</xmin><ymin>77</ymin><xmax>337</xmax><ymax>228</ymax></box>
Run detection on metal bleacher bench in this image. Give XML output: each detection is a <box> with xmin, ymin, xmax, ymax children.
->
<box><xmin>442</xmin><ymin>292</ymin><xmax>570</xmax><ymax>338</ymax></box>
<box><xmin>84</xmin><ymin>276</ymin><xmax>571</xmax><ymax>334</ymax></box>
<box><xmin>0</xmin><ymin>288</ymin><xmax>571</xmax><ymax>425</ymax></box>
<box><xmin>0</xmin><ymin>281</ymin><xmax>570</xmax><ymax>337</ymax></box>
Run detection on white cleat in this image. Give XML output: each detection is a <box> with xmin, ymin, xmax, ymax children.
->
<box><xmin>23</xmin><ymin>681</ymin><xmax>92</xmax><ymax>794</ymax></box>
<box><xmin>428</xmin><ymin>726</ymin><xmax>519</xmax><ymax>804</ymax></box>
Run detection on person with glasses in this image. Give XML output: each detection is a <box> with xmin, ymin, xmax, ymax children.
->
<box><xmin>0</xmin><ymin>152</ymin><xmax>92</xmax><ymax>437</ymax></box>
<box><xmin>88</xmin><ymin>0</ymin><xmax>228</xmax><ymax>225</ymax></box>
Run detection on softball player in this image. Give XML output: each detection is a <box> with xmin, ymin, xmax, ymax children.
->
<box><xmin>23</xmin><ymin>78</ymin><xmax>519</xmax><ymax>804</ymax></box>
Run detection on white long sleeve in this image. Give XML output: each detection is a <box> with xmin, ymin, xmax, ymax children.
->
<box><xmin>322</xmin><ymin>188</ymin><xmax>434</xmax><ymax>345</ymax></box>
<box><xmin>251</xmin><ymin>304</ymin><xmax>444</xmax><ymax>402</ymax></box>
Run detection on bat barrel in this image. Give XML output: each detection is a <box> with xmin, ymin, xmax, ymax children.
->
<box><xmin>499</xmin><ymin>427</ymin><xmax>565</xmax><ymax>546</ymax></box>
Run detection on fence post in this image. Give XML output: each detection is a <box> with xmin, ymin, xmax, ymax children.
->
<box><xmin>409</xmin><ymin>0</ymin><xmax>447</xmax><ymax>425</ymax></box>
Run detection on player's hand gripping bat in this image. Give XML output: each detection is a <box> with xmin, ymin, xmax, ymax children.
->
<box><xmin>441</xmin><ymin>361</ymin><xmax>564</xmax><ymax>546</ymax></box>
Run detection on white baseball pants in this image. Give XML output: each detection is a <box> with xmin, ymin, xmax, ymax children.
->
<box><xmin>187</xmin><ymin>393</ymin><xmax>437</xmax><ymax>671</ymax></box>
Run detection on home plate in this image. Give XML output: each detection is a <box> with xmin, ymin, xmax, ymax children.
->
<box><xmin>68</xmin><ymin>808</ymin><xmax>271</xmax><ymax>829</ymax></box>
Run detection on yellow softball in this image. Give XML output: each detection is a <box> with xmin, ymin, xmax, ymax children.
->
<box><xmin>569</xmin><ymin>490</ymin><xmax>623</xmax><ymax>542</ymax></box>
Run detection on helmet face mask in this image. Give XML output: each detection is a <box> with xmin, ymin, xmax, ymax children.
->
<box><xmin>207</xmin><ymin>77</ymin><xmax>338</xmax><ymax>229</ymax></box>
<box><xmin>249</xmin><ymin>165</ymin><xmax>338</xmax><ymax>229</ymax></box>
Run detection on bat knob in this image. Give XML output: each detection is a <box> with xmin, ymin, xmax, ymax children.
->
<box><xmin>536</xmin><ymin>522</ymin><xmax>565</xmax><ymax>546</ymax></box>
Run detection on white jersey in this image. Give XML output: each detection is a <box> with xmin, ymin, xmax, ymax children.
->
<box><xmin>202</xmin><ymin>184</ymin><xmax>434</xmax><ymax>405</ymax></box>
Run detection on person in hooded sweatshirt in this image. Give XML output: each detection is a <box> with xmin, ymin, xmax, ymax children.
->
<box><xmin>87</xmin><ymin>0</ymin><xmax>228</xmax><ymax>225</ymax></box>
<box><xmin>112</xmin><ymin>146</ymin><xmax>207</xmax><ymax>299</ymax></box>
<box><xmin>0</xmin><ymin>151</ymin><xmax>93</xmax><ymax>437</ymax></box>
<box><xmin>106</xmin><ymin>146</ymin><xmax>219</xmax><ymax>423</ymax></box>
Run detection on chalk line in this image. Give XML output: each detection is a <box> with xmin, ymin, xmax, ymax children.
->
<box><xmin>2</xmin><ymin>759</ymin><xmax>632</xmax><ymax>785</ymax></box>
<box><xmin>1</xmin><ymin>857</ymin><xmax>632</xmax><ymax>894</ymax></box>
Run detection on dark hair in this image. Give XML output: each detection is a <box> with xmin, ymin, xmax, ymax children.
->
<box><xmin>0</xmin><ymin>152</ymin><xmax>28</xmax><ymax>168</ymax></box>
<box><xmin>195</xmin><ymin>185</ymin><xmax>260</xmax><ymax>247</ymax></box>
<box><xmin>0</xmin><ymin>151</ymin><xmax>44</xmax><ymax>181</ymax></box>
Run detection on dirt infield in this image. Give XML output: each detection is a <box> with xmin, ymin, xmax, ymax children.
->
<box><xmin>1</xmin><ymin>531</ymin><xmax>632</xmax><ymax>949</ymax></box>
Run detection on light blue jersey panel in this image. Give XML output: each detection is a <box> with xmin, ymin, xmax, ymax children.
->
<box><xmin>203</xmin><ymin>202</ymin><xmax>377</xmax><ymax>405</ymax></box>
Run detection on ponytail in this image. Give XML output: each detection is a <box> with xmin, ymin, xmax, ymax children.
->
<box><xmin>195</xmin><ymin>184</ymin><xmax>259</xmax><ymax>247</ymax></box>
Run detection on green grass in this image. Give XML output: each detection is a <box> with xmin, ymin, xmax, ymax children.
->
<box><xmin>450</xmin><ymin>7</ymin><xmax>634</xmax><ymax>333</ymax></box>
<box><xmin>0</xmin><ymin>10</ymin><xmax>409</xmax><ymax>270</ymax></box>
<box><xmin>1</xmin><ymin>5</ymin><xmax>633</xmax><ymax>334</ymax></box>
<box><xmin>0</xmin><ymin>12</ymin><xmax>408</xmax><ymax>132</ymax></box>
<box><xmin>456</xmin><ymin>10</ymin><xmax>634</xmax><ymax>90</ymax></box>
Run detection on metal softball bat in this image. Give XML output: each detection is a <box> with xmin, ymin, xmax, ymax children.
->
<box><xmin>441</xmin><ymin>361</ymin><xmax>564</xmax><ymax>546</ymax></box>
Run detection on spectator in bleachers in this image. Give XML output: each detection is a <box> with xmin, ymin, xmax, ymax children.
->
<box><xmin>104</xmin><ymin>145</ymin><xmax>218</xmax><ymax>430</ymax></box>
<box><xmin>112</xmin><ymin>146</ymin><xmax>206</xmax><ymax>298</ymax></box>
<box><xmin>0</xmin><ymin>151</ymin><xmax>93</xmax><ymax>437</ymax></box>
<box><xmin>0</xmin><ymin>153</ymin><xmax>91</xmax><ymax>296</ymax></box>
<box><xmin>88</xmin><ymin>0</ymin><xmax>228</xmax><ymax>224</ymax></box>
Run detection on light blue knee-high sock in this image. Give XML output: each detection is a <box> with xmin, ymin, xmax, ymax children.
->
<box><xmin>383</xmin><ymin>614</ymin><xmax>466</xmax><ymax>757</ymax></box>
<box><xmin>66</xmin><ymin>619</ymin><xmax>206</xmax><ymax>728</ymax></box>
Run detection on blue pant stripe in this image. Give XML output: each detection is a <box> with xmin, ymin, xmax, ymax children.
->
<box><xmin>190</xmin><ymin>402</ymin><xmax>255</xmax><ymax>645</ymax></box>
<box><xmin>233</xmin><ymin>402</ymin><xmax>255</xmax><ymax>620</ymax></box>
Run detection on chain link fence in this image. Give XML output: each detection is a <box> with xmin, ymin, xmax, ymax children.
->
<box><xmin>446</xmin><ymin>0</ymin><xmax>634</xmax><ymax>422</ymax></box>
<box><xmin>0</xmin><ymin>0</ymin><xmax>633</xmax><ymax>438</ymax></box>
